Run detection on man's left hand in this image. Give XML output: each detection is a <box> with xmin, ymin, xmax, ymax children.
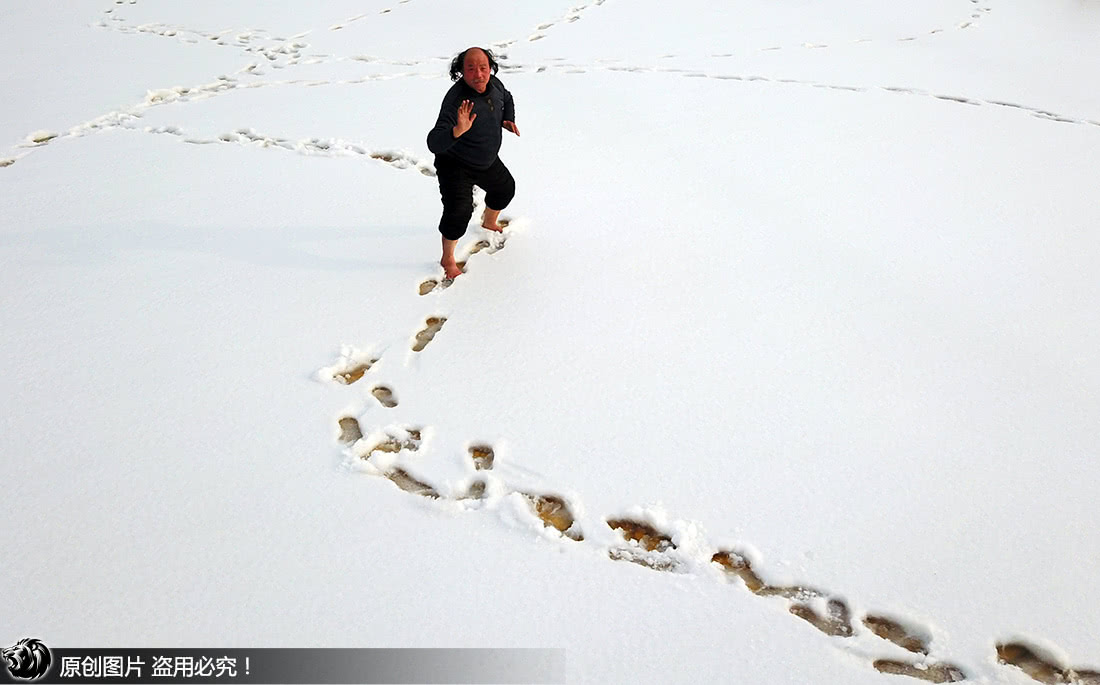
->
<box><xmin>503</xmin><ymin>121</ymin><xmax>521</xmax><ymax>137</ymax></box>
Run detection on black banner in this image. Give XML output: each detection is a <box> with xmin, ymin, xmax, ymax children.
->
<box><xmin>0</xmin><ymin>647</ymin><xmax>565</xmax><ymax>684</ymax></box>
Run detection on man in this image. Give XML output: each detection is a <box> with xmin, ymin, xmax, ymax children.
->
<box><xmin>426</xmin><ymin>47</ymin><xmax>520</xmax><ymax>279</ymax></box>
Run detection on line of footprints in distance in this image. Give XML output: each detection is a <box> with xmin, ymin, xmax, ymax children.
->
<box><xmin>325</xmin><ymin>219</ymin><xmax>1096</xmax><ymax>685</ymax></box>
<box><xmin>0</xmin><ymin>0</ymin><xmax>1089</xmax><ymax>170</ymax></box>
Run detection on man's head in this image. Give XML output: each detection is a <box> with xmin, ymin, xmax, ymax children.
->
<box><xmin>449</xmin><ymin>47</ymin><xmax>499</xmax><ymax>92</ymax></box>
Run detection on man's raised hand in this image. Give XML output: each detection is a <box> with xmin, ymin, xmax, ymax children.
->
<box><xmin>453</xmin><ymin>100</ymin><xmax>476</xmax><ymax>138</ymax></box>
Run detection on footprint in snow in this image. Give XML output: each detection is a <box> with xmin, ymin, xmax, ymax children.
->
<box><xmin>607</xmin><ymin>518</ymin><xmax>680</xmax><ymax>571</ymax></box>
<box><xmin>362</xmin><ymin>427</ymin><xmax>422</xmax><ymax>458</ymax></box>
<box><xmin>469</xmin><ymin>444</ymin><xmax>495</xmax><ymax>470</ymax></box>
<box><xmin>862</xmin><ymin>615</ymin><xmax>931</xmax><ymax>655</ymax></box>
<box><xmin>385</xmin><ymin>467</ymin><xmax>439</xmax><ymax>498</ymax></box>
<box><xmin>711</xmin><ymin>549</ymin><xmax>821</xmax><ymax>599</ymax></box>
<box><xmin>710</xmin><ymin>549</ymin><xmax>967</xmax><ymax>681</ymax></box>
<box><xmin>873</xmin><ymin>661</ymin><xmax>966</xmax><ymax>683</ymax></box>
<box><xmin>372</xmin><ymin>385</ymin><xmax>398</xmax><ymax>408</ymax></box>
<box><xmin>525</xmin><ymin>493</ymin><xmax>583</xmax><ymax>540</ymax></box>
<box><xmin>790</xmin><ymin>598</ymin><xmax>854</xmax><ymax>637</ymax></box>
<box><xmin>338</xmin><ymin>416</ymin><xmax>363</xmax><ymax>443</ymax></box>
<box><xmin>418</xmin><ymin>224</ymin><xmax>508</xmax><ymax>295</ymax></box>
<box><xmin>354</xmin><ymin>426</ymin><xmax>434</xmax><ymax>497</ymax></box>
<box><xmin>335</xmin><ymin>358</ymin><xmax>377</xmax><ymax>385</ymax></box>
<box><xmin>411</xmin><ymin>317</ymin><xmax>446</xmax><ymax>352</ymax></box>
<box><xmin>996</xmin><ymin>641</ymin><xmax>1100</xmax><ymax>685</ymax></box>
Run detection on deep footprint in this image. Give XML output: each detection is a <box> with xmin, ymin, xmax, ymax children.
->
<box><xmin>461</xmin><ymin>479</ymin><xmax>487</xmax><ymax>500</ymax></box>
<box><xmin>607</xmin><ymin>519</ymin><xmax>673</xmax><ymax>551</ymax></box>
<box><xmin>863</xmin><ymin>615</ymin><xmax>929</xmax><ymax>654</ymax></box>
<box><xmin>362</xmin><ymin>428</ymin><xmax>422</xmax><ymax>457</ymax></box>
<box><xmin>412</xmin><ymin>317</ymin><xmax>446</xmax><ymax>351</ymax></box>
<box><xmin>790</xmin><ymin>598</ymin><xmax>854</xmax><ymax>637</ymax></box>
<box><xmin>469</xmin><ymin>444</ymin><xmax>494</xmax><ymax>470</ymax></box>
<box><xmin>28</xmin><ymin>131</ymin><xmax>58</xmax><ymax>144</ymax></box>
<box><xmin>607</xmin><ymin>519</ymin><xmax>680</xmax><ymax>571</ymax></box>
<box><xmin>996</xmin><ymin>642</ymin><xmax>1100</xmax><ymax>685</ymax></box>
<box><xmin>712</xmin><ymin>550</ymin><xmax>766</xmax><ymax>591</ymax></box>
<box><xmin>524</xmin><ymin>494</ymin><xmax>582</xmax><ymax>540</ymax></box>
<box><xmin>873</xmin><ymin>660</ymin><xmax>966</xmax><ymax>683</ymax></box>
<box><xmin>372</xmin><ymin>385</ymin><xmax>398</xmax><ymax>408</ymax></box>
<box><xmin>482</xmin><ymin>219</ymin><xmax>510</xmax><ymax>253</ymax></box>
<box><xmin>997</xmin><ymin>642</ymin><xmax>1064</xmax><ymax>684</ymax></box>
<box><xmin>385</xmin><ymin>467</ymin><xmax>439</xmax><ymax>498</ymax></box>
<box><xmin>336</xmin><ymin>358</ymin><xmax>377</xmax><ymax>384</ymax></box>
<box><xmin>468</xmin><ymin>239</ymin><xmax>491</xmax><ymax>256</ymax></box>
<box><xmin>338</xmin><ymin>416</ymin><xmax>363</xmax><ymax>443</ymax></box>
<box><xmin>711</xmin><ymin>550</ymin><xmax>822</xmax><ymax>600</ymax></box>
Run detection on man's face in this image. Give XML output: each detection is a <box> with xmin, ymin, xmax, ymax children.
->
<box><xmin>462</xmin><ymin>49</ymin><xmax>491</xmax><ymax>93</ymax></box>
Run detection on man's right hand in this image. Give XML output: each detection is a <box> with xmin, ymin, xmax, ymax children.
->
<box><xmin>453</xmin><ymin>99</ymin><xmax>476</xmax><ymax>138</ymax></box>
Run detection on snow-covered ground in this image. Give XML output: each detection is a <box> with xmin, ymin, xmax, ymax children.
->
<box><xmin>3</xmin><ymin>2</ymin><xmax>1099</xmax><ymax>683</ymax></box>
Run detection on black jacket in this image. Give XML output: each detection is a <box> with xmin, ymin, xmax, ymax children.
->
<box><xmin>426</xmin><ymin>75</ymin><xmax>515</xmax><ymax>170</ymax></box>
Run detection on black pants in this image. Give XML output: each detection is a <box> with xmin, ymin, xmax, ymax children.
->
<box><xmin>435</xmin><ymin>155</ymin><xmax>515</xmax><ymax>240</ymax></box>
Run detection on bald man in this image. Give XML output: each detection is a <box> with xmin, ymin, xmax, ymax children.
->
<box><xmin>426</xmin><ymin>47</ymin><xmax>520</xmax><ymax>279</ymax></box>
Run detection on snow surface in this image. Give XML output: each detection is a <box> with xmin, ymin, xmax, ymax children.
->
<box><xmin>3</xmin><ymin>1</ymin><xmax>1099</xmax><ymax>683</ymax></box>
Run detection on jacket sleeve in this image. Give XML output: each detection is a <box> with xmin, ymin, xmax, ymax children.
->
<box><xmin>503</xmin><ymin>83</ymin><xmax>515</xmax><ymax>123</ymax></box>
<box><xmin>426</xmin><ymin>93</ymin><xmax>459</xmax><ymax>155</ymax></box>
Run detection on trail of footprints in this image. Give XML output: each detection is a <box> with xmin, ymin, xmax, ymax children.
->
<box><xmin>99</xmin><ymin>0</ymin><xmax>423</xmax><ymax>71</ymax></box>
<box><xmin>709</xmin><ymin>0</ymin><xmax>993</xmax><ymax>54</ymax></box>
<box><xmin>331</xmin><ymin>379</ymin><xmax>1098</xmax><ymax>684</ymax></box>
<box><xmin>3</xmin><ymin>1</ymin><xmax>446</xmax><ymax>170</ymax></box>
<box><xmin>497</xmin><ymin>60</ymin><xmax>1100</xmax><ymax>130</ymax></box>
<box><xmin>3</xmin><ymin>70</ymin><xmax>441</xmax><ymax>174</ymax></box>
<box><xmin>329</xmin><ymin>0</ymin><xmax>412</xmax><ymax>31</ymax></box>
<box><xmin>97</xmin><ymin>0</ymin><xmax>988</xmax><ymax>65</ymax></box>
<box><xmin>323</xmin><ymin>218</ymin><xmax>1094</xmax><ymax>683</ymax></box>
<box><xmin>334</xmin><ymin>411</ymin><xmax>576</xmax><ymax>533</ymax></box>
<box><xmin>96</xmin><ymin>2</ymin><xmax>313</xmax><ymax>69</ymax></box>
<box><xmin>328</xmin><ymin>272</ymin><xmax>1092</xmax><ymax>683</ymax></box>
<box><xmin>7</xmin><ymin>60</ymin><xmax>1095</xmax><ymax>174</ymax></box>
<box><xmin>519</xmin><ymin>0</ymin><xmax>607</xmax><ymax>45</ymax></box>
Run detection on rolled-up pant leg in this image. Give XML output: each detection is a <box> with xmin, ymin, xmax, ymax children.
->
<box><xmin>479</xmin><ymin>158</ymin><xmax>516</xmax><ymax>211</ymax></box>
<box><xmin>436</xmin><ymin>156</ymin><xmax>475</xmax><ymax>241</ymax></box>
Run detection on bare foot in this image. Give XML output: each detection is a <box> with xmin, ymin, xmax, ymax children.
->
<box><xmin>481</xmin><ymin>209</ymin><xmax>505</xmax><ymax>232</ymax></box>
<box><xmin>441</xmin><ymin>259</ymin><xmax>462</xmax><ymax>279</ymax></box>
